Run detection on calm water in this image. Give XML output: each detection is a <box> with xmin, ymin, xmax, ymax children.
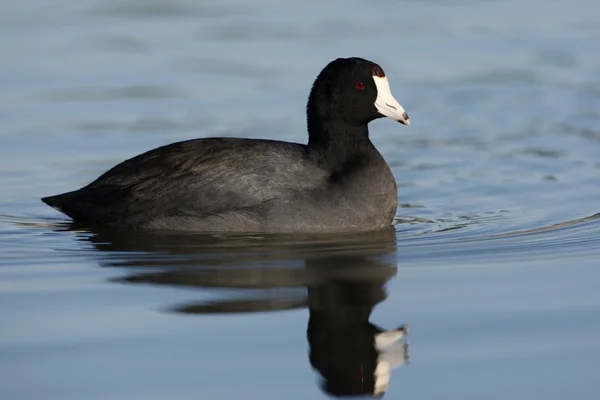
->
<box><xmin>1</xmin><ymin>0</ymin><xmax>600</xmax><ymax>398</ymax></box>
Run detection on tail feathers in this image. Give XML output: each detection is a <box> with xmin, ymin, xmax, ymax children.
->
<box><xmin>41</xmin><ymin>192</ymin><xmax>77</xmax><ymax>216</ymax></box>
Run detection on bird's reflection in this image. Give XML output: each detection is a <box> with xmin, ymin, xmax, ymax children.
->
<box><xmin>78</xmin><ymin>225</ymin><xmax>409</xmax><ymax>397</ymax></box>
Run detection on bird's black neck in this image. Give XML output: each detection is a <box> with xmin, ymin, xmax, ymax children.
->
<box><xmin>307</xmin><ymin>118</ymin><xmax>375</xmax><ymax>171</ymax></box>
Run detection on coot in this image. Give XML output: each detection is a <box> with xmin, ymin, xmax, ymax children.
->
<box><xmin>42</xmin><ymin>57</ymin><xmax>411</xmax><ymax>233</ymax></box>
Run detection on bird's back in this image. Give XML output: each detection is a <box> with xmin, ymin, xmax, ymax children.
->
<box><xmin>43</xmin><ymin>137</ymin><xmax>327</xmax><ymax>231</ymax></box>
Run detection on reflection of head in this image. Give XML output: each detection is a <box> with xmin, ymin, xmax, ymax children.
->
<box><xmin>305</xmin><ymin>256</ymin><xmax>408</xmax><ymax>397</ymax></box>
<box><xmin>314</xmin><ymin>335</ymin><xmax>408</xmax><ymax>397</ymax></box>
<box><xmin>309</xmin><ymin>317</ymin><xmax>408</xmax><ymax>398</ymax></box>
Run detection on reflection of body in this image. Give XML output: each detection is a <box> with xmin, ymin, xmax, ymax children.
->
<box><xmin>83</xmin><ymin>226</ymin><xmax>409</xmax><ymax>397</ymax></box>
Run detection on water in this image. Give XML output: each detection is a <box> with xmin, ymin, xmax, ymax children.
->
<box><xmin>1</xmin><ymin>0</ymin><xmax>600</xmax><ymax>398</ymax></box>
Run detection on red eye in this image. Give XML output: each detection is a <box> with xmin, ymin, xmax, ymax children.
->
<box><xmin>355</xmin><ymin>81</ymin><xmax>365</xmax><ymax>90</ymax></box>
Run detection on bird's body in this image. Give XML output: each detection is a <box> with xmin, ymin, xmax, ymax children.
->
<box><xmin>44</xmin><ymin>137</ymin><xmax>397</xmax><ymax>232</ymax></box>
<box><xmin>42</xmin><ymin>57</ymin><xmax>410</xmax><ymax>233</ymax></box>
